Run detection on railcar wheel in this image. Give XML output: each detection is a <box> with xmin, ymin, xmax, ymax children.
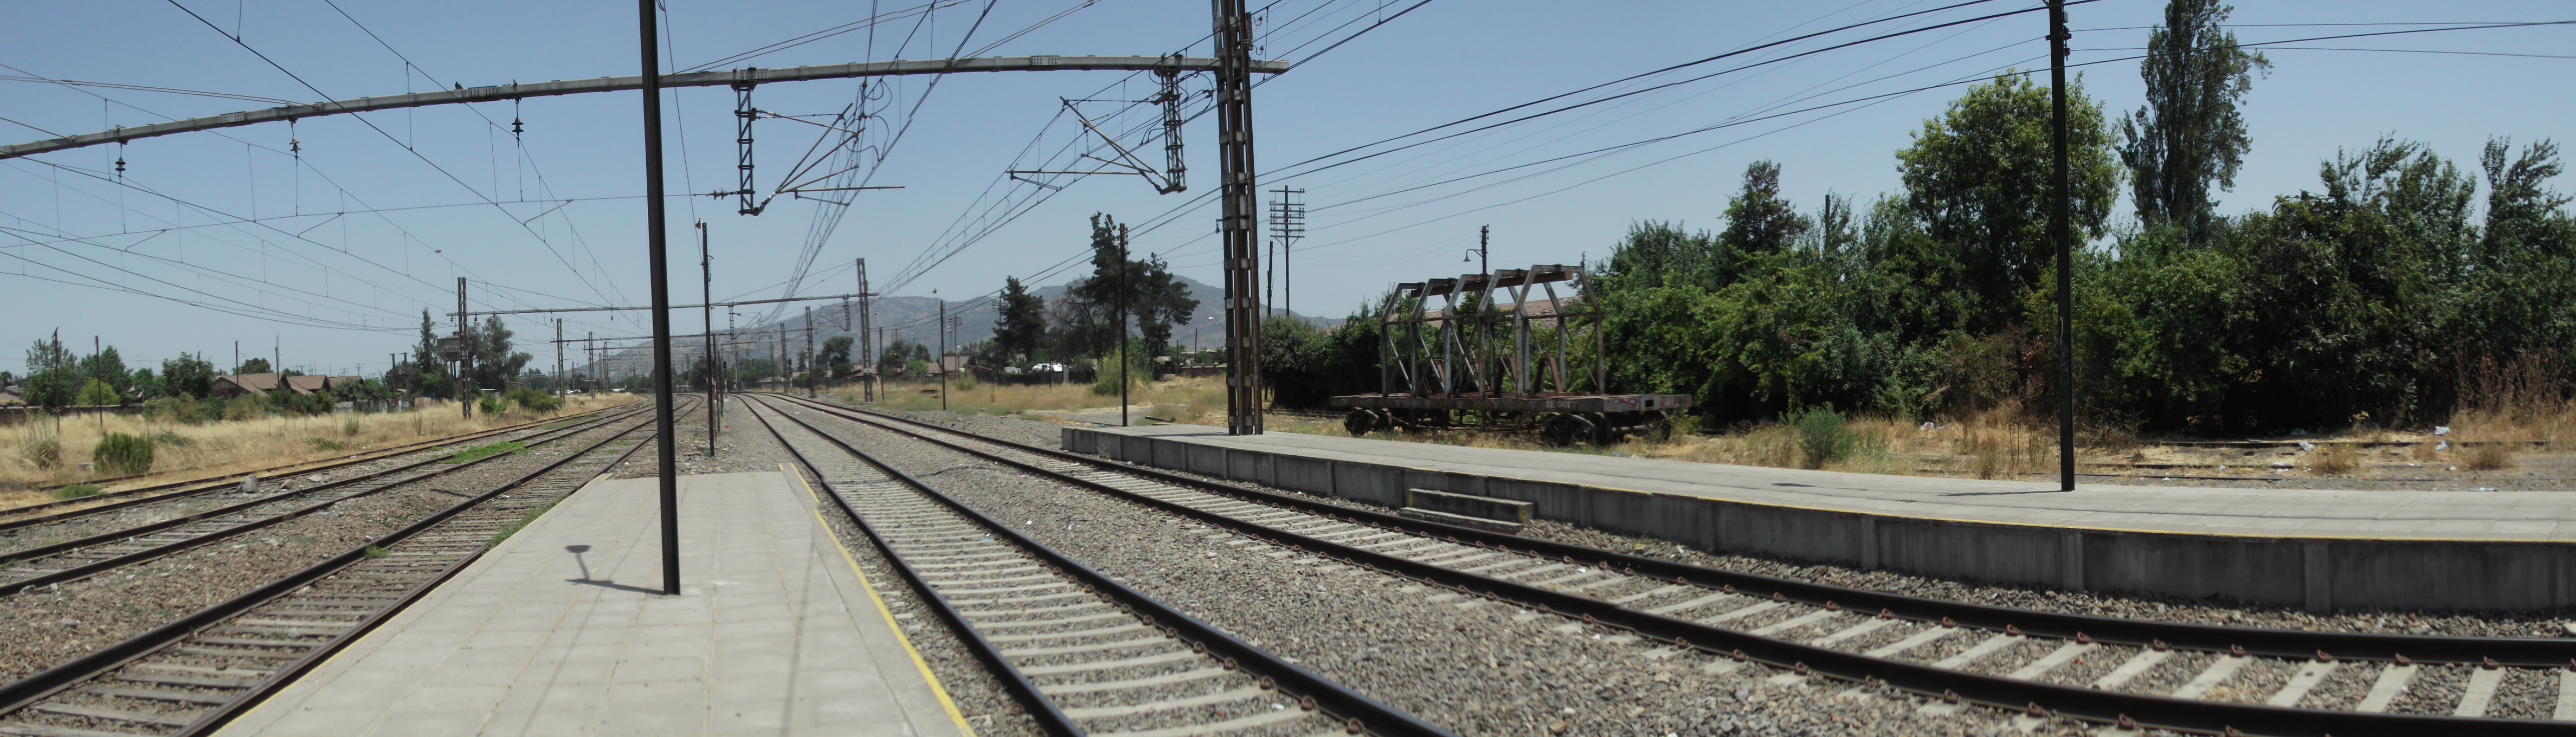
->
<box><xmin>1343</xmin><ymin>408</ymin><xmax>1380</xmax><ymax>436</ymax></box>
<box><xmin>1541</xmin><ymin>413</ymin><xmax>1593</xmax><ymax>447</ymax></box>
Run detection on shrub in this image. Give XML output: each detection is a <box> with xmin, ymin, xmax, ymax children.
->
<box><xmin>224</xmin><ymin>394</ymin><xmax>273</xmax><ymax>421</ymax></box>
<box><xmin>304</xmin><ymin>437</ymin><xmax>347</xmax><ymax>452</ymax></box>
<box><xmin>53</xmin><ymin>483</ymin><xmax>103</xmax><ymax>500</ymax></box>
<box><xmin>478</xmin><ymin>392</ymin><xmax>506</xmax><ymax>416</ymax></box>
<box><xmin>504</xmin><ymin>386</ymin><xmax>562</xmax><ymax>413</ymax></box>
<box><xmin>21</xmin><ymin>436</ymin><xmax>62</xmax><ymax>470</ymax></box>
<box><xmin>149</xmin><ymin>430</ymin><xmax>192</xmax><ymax>448</ymax></box>
<box><xmin>1789</xmin><ymin>406</ymin><xmax>1857</xmax><ymax>469</ymax></box>
<box><xmin>343</xmin><ymin>417</ymin><xmax>362</xmax><ymax>436</ymax></box>
<box><xmin>94</xmin><ymin>433</ymin><xmax>154</xmax><ymax>475</ymax></box>
<box><xmin>2313</xmin><ymin>445</ymin><xmax>2361</xmax><ymax>475</ymax></box>
<box><xmin>954</xmin><ymin>371</ymin><xmax>979</xmax><ymax>391</ymax></box>
<box><xmin>145</xmin><ymin>396</ymin><xmax>218</xmax><ymax>424</ymax></box>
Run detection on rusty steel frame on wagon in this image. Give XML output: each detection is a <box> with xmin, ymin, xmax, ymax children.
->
<box><xmin>1330</xmin><ymin>264</ymin><xmax>1689</xmax><ymax>445</ymax></box>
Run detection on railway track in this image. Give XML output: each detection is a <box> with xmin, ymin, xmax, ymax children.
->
<box><xmin>0</xmin><ymin>397</ymin><xmax>686</xmax><ymax>737</ymax></box>
<box><xmin>742</xmin><ymin>395</ymin><xmax>1447</xmax><ymax>737</ymax></box>
<box><xmin>2</xmin><ymin>400</ymin><xmax>642</xmax><ymax>526</ymax></box>
<box><xmin>764</xmin><ymin>392</ymin><xmax>2576</xmax><ymax>737</ymax></box>
<box><xmin>0</xmin><ymin>402</ymin><xmax>659</xmax><ymax>597</ymax></box>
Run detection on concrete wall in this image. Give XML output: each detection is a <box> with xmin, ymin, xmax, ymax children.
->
<box><xmin>1064</xmin><ymin>426</ymin><xmax>2576</xmax><ymax>612</ymax></box>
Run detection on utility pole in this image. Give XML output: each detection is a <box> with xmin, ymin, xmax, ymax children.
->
<box><xmin>857</xmin><ymin>258</ymin><xmax>873</xmax><ymax>402</ymax></box>
<box><xmin>1270</xmin><ymin>187</ymin><xmax>1304</xmax><ymax>320</ymax></box>
<box><xmin>805</xmin><ymin>305</ymin><xmax>816</xmax><ymax>399</ymax></box>
<box><xmin>2049</xmin><ymin>0</ymin><xmax>2075</xmax><ymax>492</ymax></box>
<box><xmin>587</xmin><ymin>332</ymin><xmax>595</xmax><ymax>393</ymax></box>
<box><xmin>1118</xmin><ymin>224</ymin><xmax>1132</xmax><ymax>426</ymax></box>
<box><xmin>1214</xmin><ymin>0</ymin><xmax>1262</xmax><ymax>436</ymax></box>
<box><xmin>554</xmin><ymin>319</ymin><xmax>564</xmax><ymax>398</ymax></box>
<box><xmin>700</xmin><ymin>221</ymin><xmax>717</xmax><ymax>454</ymax></box>
<box><xmin>457</xmin><ymin>278</ymin><xmax>472</xmax><ymax>418</ymax></box>
<box><xmin>936</xmin><ymin>298</ymin><xmax>948</xmax><ymax>411</ymax></box>
<box><xmin>638</xmin><ymin>0</ymin><xmax>681</xmax><ymax>596</ymax></box>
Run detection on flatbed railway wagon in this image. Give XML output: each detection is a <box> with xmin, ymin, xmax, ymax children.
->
<box><xmin>1331</xmin><ymin>263</ymin><xmax>1689</xmax><ymax>445</ymax></box>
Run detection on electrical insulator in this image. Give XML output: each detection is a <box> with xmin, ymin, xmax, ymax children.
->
<box><xmin>511</xmin><ymin>118</ymin><xmax>523</xmax><ymax>137</ymax></box>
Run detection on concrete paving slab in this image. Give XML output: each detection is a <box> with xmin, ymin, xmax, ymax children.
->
<box><xmin>217</xmin><ymin>469</ymin><xmax>974</xmax><ymax>737</ymax></box>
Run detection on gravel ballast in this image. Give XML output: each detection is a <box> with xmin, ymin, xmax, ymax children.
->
<box><xmin>771</xmin><ymin>398</ymin><xmax>2072</xmax><ymax>736</ymax></box>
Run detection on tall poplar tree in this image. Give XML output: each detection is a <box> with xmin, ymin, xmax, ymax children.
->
<box><xmin>2120</xmin><ymin>0</ymin><xmax>2268</xmax><ymax>245</ymax></box>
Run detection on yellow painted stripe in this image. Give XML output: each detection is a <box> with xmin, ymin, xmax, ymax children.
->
<box><xmin>783</xmin><ymin>463</ymin><xmax>979</xmax><ymax>737</ymax></box>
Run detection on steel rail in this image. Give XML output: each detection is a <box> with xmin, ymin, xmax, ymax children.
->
<box><xmin>5</xmin><ymin>404</ymin><xmax>622</xmax><ymax>519</ymax></box>
<box><xmin>747</xmin><ymin>395</ymin><xmax>1453</xmax><ymax>737</ymax></box>
<box><xmin>0</xmin><ymin>396</ymin><xmax>681</xmax><ymax>730</ymax></box>
<box><xmin>769</xmin><ymin>393</ymin><xmax>2573</xmax><ymax>665</ymax></box>
<box><xmin>1</xmin><ymin>57</ymin><xmax>1291</xmax><ymax>160</ymax></box>
<box><xmin>0</xmin><ymin>403</ymin><xmax>648</xmax><ymax>533</ymax></box>
<box><xmin>0</xmin><ymin>403</ymin><xmax>655</xmax><ymax>596</ymax></box>
<box><xmin>766</xmin><ymin>393</ymin><xmax>2566</xmax><ymax>737</ymax></box>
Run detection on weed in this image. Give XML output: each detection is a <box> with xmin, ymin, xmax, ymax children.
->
<box><xmin>361</xmin><ymin>545</ymin><xmax>388</xmax><ymax>559</ymax></box>
<box><xmin>93</xmin><ymin>434</ymin><xmax>154</xmax><ymax>475</ymax></box>
<box><xmin>303</xmin><ymin>437</ymin><xmax>347</xmax><ymax>452</ymax></box>
<box><xmin>342</xmin><ymin>417</ymin><xmax>363</xmax><ymax>436</ymax></box>
<box><xmin>20</xmin><ymin>436</ymin><xmax>61</xmax><ymax>470</ymax></box>
<box><xmin>2463</xmin><ymin>442</ymin><xmax>2516</xmax><ymax>471</ymax></box>
<box><xmin>2313</xmin><ymin>445</ymin><xmax>2361</xmax><ymax>475</ymax></box>
<box><xmin>447</xmin><ymin>441</ymin><xmax>527</xmax><ymax>464</ymax></box>
<box><xmin>53</xmin><ymin>483</ymin><xmax>104</xmax><ymax>500</ymax></box>
<box><xmin>149</xmin><ymin>430</ymin><xmax>192</xmax><ymax>448</ymax></box>
<box><xmin>488</xmin><ymin>502</ymin><xmax>560</xmax><ymax>549</ymax></box>
<box><xmin>1788</xmin><ymin>407</ymin><xmax>1857</xmax><ymax>469</ymax></box>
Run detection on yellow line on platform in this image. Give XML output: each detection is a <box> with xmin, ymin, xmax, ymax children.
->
<box><xmin>782</xmin><ymin>463</ymin><xmax>979</xmax><ymax>737</ymax></box>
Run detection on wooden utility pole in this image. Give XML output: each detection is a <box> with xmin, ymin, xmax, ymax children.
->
<box><xmin>2049</xmin><ymin>0</ymin><xmax>2075</xmax><ymax>492</ymax></box>
<box><xmin>700</xmin><ymin>221</ymin><xmax>717</xmax><ymax>454</ymax></box>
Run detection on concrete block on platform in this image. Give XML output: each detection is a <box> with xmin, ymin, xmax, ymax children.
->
<box><xmin>1063</xmin><ymin>424</ymin><xmax>2576</xmax><ymax>611</ymax></box>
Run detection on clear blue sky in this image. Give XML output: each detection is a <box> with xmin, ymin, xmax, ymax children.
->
<box><xmin>3</xmin><ymin>0</ymin><xmax>2568</xmax><ymax>376</ymax></box>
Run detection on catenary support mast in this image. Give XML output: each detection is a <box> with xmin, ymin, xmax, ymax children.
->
<box><xmin>638</xmin><ymin>0</ymin><xmax>681</xmax><ymax>596</ymax></box>
<box><xmin>1214</xmin><ymin>0</ymin><xmax>1263</xmax><ymax>435</ymax></box>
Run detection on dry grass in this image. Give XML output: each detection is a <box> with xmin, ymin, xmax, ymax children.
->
<box><xmin>2313</xmin><ymin>445</ymin><xmax>2362</xmax><ymax>476</ymax></box>
<box><xmin>2461</xmin><ymin>442</ymin><xmax>2517</xmax><ymax>471</ymax></box>
<box><xmin>0</xmin><ymin>394</ymin><xmax>637</xmax><ymax>509</ymax></box>
<box><xmin>830</xmin><ymin>377</ymin><xmax>1233</xmax><ymax>425</ymax></box>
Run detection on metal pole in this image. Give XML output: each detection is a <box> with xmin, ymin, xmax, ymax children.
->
<box><xmin>2050</xmin><ymin>0</ymin><xmax>2075</xmax><ymax>492</ymax></box>
<box><xmin>937</xmin><ymin>299</ymin><xmax>948</xmax><ymax>411</ymax></box>
<box><xmin>701</xmin><ymin>221</ymin><xmax>717</xmax><ymax>455</ymax></box>
<box><xmin>457</xmin><ymin>278</ymin><xmax>472</xmax><ymax>417</ymax></box>
<box><xmin>1119</xmin><ymin>224</ymin><xmax>1130</xmax><ymax>426</ymax></box>
<box><xmin>1214</xmin><ymin>0</ymin><xmax>1261</xmax><ymax>435</ymax></box>
<box><xmin>555</xmin><ymin>319</ymin><xmax>564</xmax><ymax>398</ymax></box>
<box><xmin>639</xmin><ymin>0</ymin><xmax>682</xmax><ymax>596</ymax></box>
<box><xmin>858</xmin><ymin>258</ymin><xmax>873</xmax><ymax>402</ymax></box>
<box><xmin>806</xmin><ymin>305</ymin><xmax>816</xmax><ymax>399</ymax></box>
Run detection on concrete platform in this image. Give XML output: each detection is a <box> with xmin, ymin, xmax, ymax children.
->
<box><xmin>218</xmin><ymin>470</ymin><xmax>973</xmax><ymax>737</ymax></box>
<box><xmin>1067</xmin><ymin>424</ymin><xmax>2576</xmax><ymax>612</ymax></box>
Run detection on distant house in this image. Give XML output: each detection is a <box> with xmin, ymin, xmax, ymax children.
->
<box><xmin>212</xmin><ymin>373</ymin><xmax>285</xmax><ymax>399</ymax></box>
<box><xmin>0</xmin><ymin>387</ymin><xmax>20</xmax><ymax>405</ymax></box>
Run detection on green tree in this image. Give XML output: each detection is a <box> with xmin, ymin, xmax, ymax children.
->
<box><xmin>161</xmin><ymin>352</ymin><xmax>216</xmax><ymax>398</ymax></box>
<box><xmin>1896</xmin><ymin>72</ymin><xmax>2121</xmax><ymax>332</ymax></box>
<box><xmin>991</xmin><ymin>276</ymin><xmax>1047</xmax><ymax>362</ymax></box>
<box><xmin>76</xmin><ymin>378</ymin><xmax>119</xmax><ymax>407</ymax></box>
<box><xmin>80</xmin><ymin>346</ymin><xmax>130</xmax><ymax>397</ymax></box>
<box><xmin>820</xmin><ymin>337</ymin><xmax>855</xmax><ymax>378</ymax></box>
<box><xmin>1717</xmin><ymin>160</ymin><xmax>1812</xmax><ymax>258</ymax></box>
<box><xmin>466</xmin><ymin>316</ymin><xmax>534</xmax><ymax>391</ymax></box>
<box><xmin>22</xmin><ymin>332</ymin><xmax>80</xmax><ymax>415</ymax></box>
<box><xmin>2120</xmin><ymin>0</ymin><xmax>2268</xmax><ymax>245</ymax></box>
<box><xmin>235</xmin><ymin>357</ymin><xmax>273</xmax><ymax>375</ymax></box>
